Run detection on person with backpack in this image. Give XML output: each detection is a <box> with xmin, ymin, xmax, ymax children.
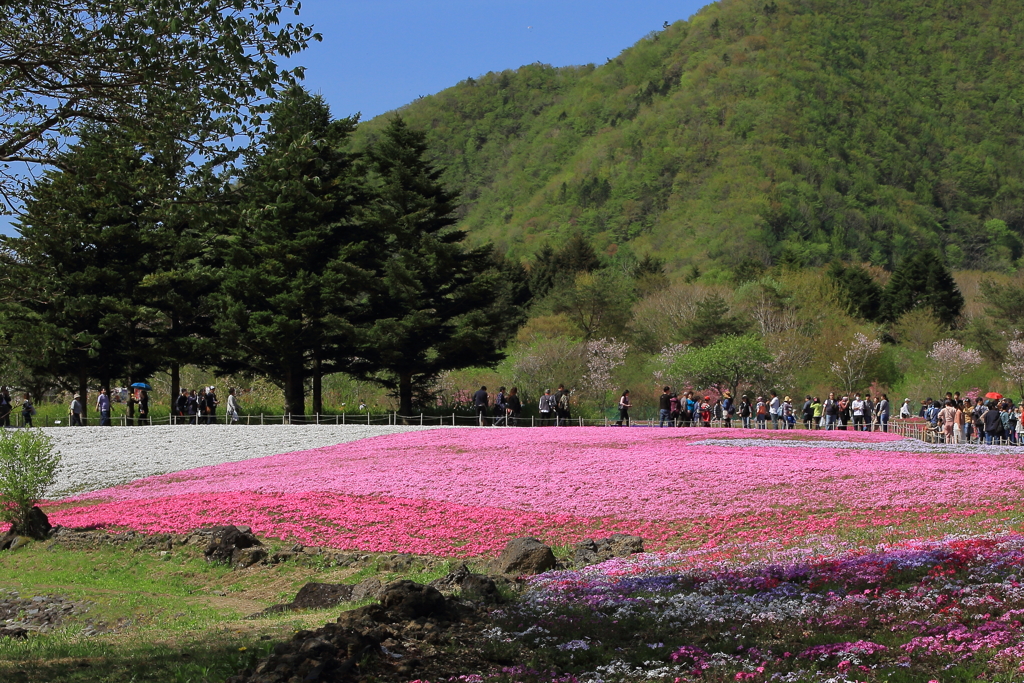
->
<box><xmin>554</xmin><ymin>384</ymin><xmax>571</xmax><ymax>426</ymax></box>
<box><xmin>472</xmin><ymin>385</ymin><xmax>489</xmax><ymax>426</ymax></box>
<box><xmin>539</xmin><ymin>389</ymin><xmax>556</xmax><ymax>426</ymax></box>
<box><xmin>186</xmin><ymin>390</ymin><xmax>199</xmax><ymax>425</ymax></box>
<box><xmin>755</xmin><ymin>396</ymin><xmax>768</xmax><ymax>429</ymax></box>
<box><xmin>615</xmin><ymin>390</ymin><xmax>631</xmax><ymax>426</ymax></box>
<box><xmin>700</xmin><ymin>396</ymin><xmax>713</xmax><ymax>427</ymax></box>
<box><xmin>20</xmin><ymin>392</ymin><xmax>35</xmax><ymax>428</ymax></box>
<box><xmin>722</xmin><ymin>392</ymin><xmax>734</xmax><ymax>427</ymax></box>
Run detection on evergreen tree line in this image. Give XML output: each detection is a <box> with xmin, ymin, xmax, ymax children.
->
<box><xmin>0</xmin><ymin>88</ymin><xmax>523</xmax><ymax>418</ymax></box>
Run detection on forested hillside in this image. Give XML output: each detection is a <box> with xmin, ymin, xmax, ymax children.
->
<box><xmin>357</xmin><ymin>0</ymin><xmax>1024</xmax><ymax>278</ymax></box>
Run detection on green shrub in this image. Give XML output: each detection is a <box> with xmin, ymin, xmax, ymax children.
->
<box><xmin>0</xmin><ymin>429</ymin><xmax>61</xmax><ymax>533</ymax></box>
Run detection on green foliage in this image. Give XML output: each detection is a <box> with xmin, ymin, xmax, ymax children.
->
<box><xmin>347</xmin><ymin>117</ymin><xmax>507</xmax><ymax>415</ymax></box>
<box><xmin>670</xmin><ymin>334</ymin><xmax>774</xmax><ymax>396</ymax></box>
<box><xmin>0</xmin><ymin>0</ymin><xmax>318</xmax><ymax>201</ymax></box>
<box><xmin>355</xmin><ymin>0</ymin><xmax>1024</xmax><ymax>273</ymax></box>
<box><xmin>545</xmin><ymin>269</ymin><xmax>634</xmax><ymax>339</ymax></box>
<box><xmin>679</xmin><ymin>294</ymin><xmax>749</xmax><ymax>346</ymax></box>
<box><xmin>0</xmin><ymin>429</ymin><xmax>61</xmax><ymax>535</ymax></box>
<box><xmin>980</xmin><ymin>278</ymin><xmax>1024</xmax><ymax>328</ymax></box>
<box><xmin>528</xmin><ymin>233</ymin><xmax>603</xmax><ymax>299</ymax></box>
<box><xmin>881</xmin><ymin>250</ymin><xmax>964</xmax><ymax>326</ymax></box>
<box><xmin>828</xmin><ymin>261</ymin><xmax>883</xmax><ymax>321</ymax></box>
<box><xmin>211</xmin><ymin>87</ymin><xmax>366</xmax><ymax>417</ymax></box>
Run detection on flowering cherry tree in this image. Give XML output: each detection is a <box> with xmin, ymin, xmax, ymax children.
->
<box><xmin>652</xmin><ymin>343</ymin><xmax>688</xmax><ymax>388</ymax></box>
<box><xmin>828</xmin><ymin>332</ymin><xmax>882</xmax><ymax>395</ymax></box>
<box><xmin>581</xmin><ymin>338</ymin><xmax>629</xmax><ymax>398</ymax></box>
<box><xmin>1001</xmin><ymin>339</ymin><xmax>1024</xmax><ymax>400</ymax></box>
<box><xmin>928</xmin><ymin>339</ymin><xmax>983</xmax><ymax>394</ymax></box>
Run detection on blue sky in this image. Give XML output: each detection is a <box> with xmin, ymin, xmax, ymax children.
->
<box><xmin>0</xmin><ymin>0</ymin><xmax>706</xmax><ymax>237</ymax></box>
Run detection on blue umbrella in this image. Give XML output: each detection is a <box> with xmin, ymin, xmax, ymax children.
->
<box><xmin>130</xmin><ymin>382</ymin><xmax>153</xmax><ymax>390</ymax></box>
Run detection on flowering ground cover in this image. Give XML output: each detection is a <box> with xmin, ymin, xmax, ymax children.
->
<box><xmin>46</xmin><ymin>428</ymin><xmax>1024</xmax><ymax>558</ymax></box>
<box><xmin>471</xmin><ymin>534</ymin><xmax>1024</xmax><ymax>682</ymax></box>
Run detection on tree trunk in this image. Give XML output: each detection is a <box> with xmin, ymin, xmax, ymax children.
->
<box><xmin>283</xmin><ymin>364</ymin><xmax>306</xmax><ymax>424</ymax></box>
<box><xmin>77</xmin><ymin>369</ymin><xmax>88</xmax><ymax>421</ymax></box>
<box><xmin>170</xmin><ymin>362</ymin><xmax>180</xmax><ymax>425</ymax></box>
<box><xmin>312</xmin><ymin>354</ymin><xmax>323</xmax><ymax>415</ymax></box>
<box><xmin>399</xmin><ymin>372</ymin><xmax>413</xmax><ymax>422</ymax></box>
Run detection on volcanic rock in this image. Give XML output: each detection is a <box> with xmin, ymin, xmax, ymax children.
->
<box><xmin>490</xmin><ymin>537</ymin><xmax>556</xmax><ymax>575</ymax></box>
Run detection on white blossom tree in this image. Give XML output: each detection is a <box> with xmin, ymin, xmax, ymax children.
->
<box><xmin>581</xmin><ymin>338</ymin><xmax>629</xmax><ymax>403</ymax></box>
<box><xmin>828</xmin><ymin>332</ymin><xmax>882</xmax><ymax>395</ymax></box>
<box><xmin>1002</xmin><ymin>339</ymin><xmax>1024</xmax><ymax>400</ymax></box>
<box><xmin>928</xmin><ymin>339</ymin><xmax>983</xmax><ymax>394</ymax></box>
<box><xmin>651</xmin><ymin>343</ymin><xmax>689</xmax><ymax>388</ymax></box>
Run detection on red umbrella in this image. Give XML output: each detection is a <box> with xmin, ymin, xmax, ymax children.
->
<box><xmin>985</xmin><ymin>391</ymin><xmax>1003</xmax><ymax>400</ymax></box>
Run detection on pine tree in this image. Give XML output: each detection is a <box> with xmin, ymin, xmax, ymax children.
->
<box><xmin>212</xmin><ymin>87</ymin><xmax>368</xmax><ymax>418</ymax></box>
<box><xmin>827</xmin><ymin>261</ymin><xmax>883</xmax><ymax>321</ymax></box>
<box><xmin>880</xmin><ymin>250</ymin><xmax>964</xmax><ymax>326</ymax></box>
<box><xmin>348</xmin><ymin>117</ymin><xmax>507</xmax><ymax>416</ymax></box>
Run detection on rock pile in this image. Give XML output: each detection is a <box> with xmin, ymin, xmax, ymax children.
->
<box><xmin>0</xmin><ymin>590</ymin><xmax>88</xmax><ymax>636</ymax></box>
<box><xmin>572</xmin><ymin>534</ymin><xmax>644</xmax><ymax>566</ymax></box>
<box><xmin>228</xmin><ymin>567</ymin><xmax>510</xmax><ymax>683</ymax></box>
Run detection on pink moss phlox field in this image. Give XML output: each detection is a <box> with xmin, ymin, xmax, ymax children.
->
<box><xmin>48</xmin><ymin>428</ymin><xmax>1024</xmax><ymax>556</ymax></box>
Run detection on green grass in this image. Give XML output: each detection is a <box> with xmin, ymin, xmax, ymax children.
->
<box><xmin>0</xmin><ymin>538</ymin><xmax>465</xmax><ymax>683</ymax></box>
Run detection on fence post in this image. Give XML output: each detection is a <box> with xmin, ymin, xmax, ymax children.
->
<box><xmin>420</xmin><ymin>413</ymin><xmax>423</xmax><ymax>426</ymax></box>
<box><xmin>531</xmin><ymin>416</ymin><xmax>535</xmax><ymax>427</ymax></box>
<box><xmin>342</xmin><ymin>412</ymin><xmax>345</xmax><ymax>425</ymax></box>
<box><xmin>452</xmin><ymin>413</ymin><xmax>455</xmax><ymax>426</ymax></box>
<box><xmin>261</xmin><ymin>413</ymin><xmax>264</xmax><ymax>425</ymax></box>
<box><xmin>367</xmin><ymin>412</ymin><xmax>370</xmax><ymax>425</ymax></box>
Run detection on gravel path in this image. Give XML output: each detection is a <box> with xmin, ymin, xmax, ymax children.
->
<box><xmin>46</xmin><ymin>425</ymin><xmax>445</xmax><ymax>497</ymax></box>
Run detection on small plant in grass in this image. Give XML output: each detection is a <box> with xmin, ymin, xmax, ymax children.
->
<box><xmin>0</xmin><ymin>428</ymin><xmax>61</xmax><ymax>537</ymax></box>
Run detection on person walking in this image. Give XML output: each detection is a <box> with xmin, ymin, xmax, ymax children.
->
<box><xmin>939</xmin><ymin>400</ymin><xmax>958</xmax><ymax>443</ymax></box>
<box><xmin>755</xmin><ymin>396</ymin><xmax>768</xmax><ymax>429</ymax></box>
<box><xmin>658</xmin><ymin>386</ymin><xmax>672</xmax><ymax>427</ymax></box>
<box><xmin>823</xmin><ymin>393</ymin><xmax>839</xmax><ymax>430</ymax></box>
<box><xmin>615</xmin><ymin>390</ymin><xmax>631</xmax><ymax>426</ymax></box>
<box><xmin>207</xmin><ymin>386</ymin><xmax>219</xmax><ymax>423</ymax></box>
<box><xmin>226</xmin><ymin>388</ymin><xmax>241</xmax><ymax>424</ymax></box>
<box><xmin>472</xmin><ymin>385</ymin><xmax>489</xmax><ymax>426</ymax></box>
<box><xmin>983</xmin><ymin>400</ymin><xmax>1004</xmax><ymax>445</ymax></box>
<box><xmin>175</xmin><ymin>389</ymin><xmax>189</xmax><ymax>425</ymax></box>
<box><xmin>186</xmin><ymin>390</ymin><xmax>199</xmax><ymax>425</ymax></box>
<box><xmin>197</xmin><ymin>387</ymin><xmax>209</xmax><ymax>425</ymax></box>
<box><xmin>96</xmin><ymin>387</ymin><xmax>111</xmax><ymax>426</ymax></box>
<box><xmin>0</xmin><ymin>387</ymin><xmax>11</xmax><ymax>428</ymax></box>
<box><xmin>739</xmin><ymin>395</ymin><xmax>752</xmax><ymax>429</ymax></box>
<box><xmin>506</xmin><ymin>387</ymin><xmax>522</xmax><ymax>426</ymax></box>
<box><xmin>811</xmin><ymin>396</ymin><xmax>823</xmax><ymax>429</ymax></box>
<box><xmin>539</xmin><ymin>389</ymin><xmax>556</xmax><ymax>426</ymax></box>
<box><xmin>877</xmin><ymin>394</ymin><xmax>890</xmax><ymax>433</ymax></box>
<box><xmin>493</xmin><ymin>387</ymin><xmax>507</xmax><ymax>426</ymax></box>
<box><xmin>851</xmin><ymin>394</ymin><xmax>866</xmax><ymax>431</ymax></box>
<box><xmin>801</xmin><ymin>395</ymin><xmax>814</xmax><ymax>430</ymax></box>
<box><xmin>126</xmin><ymin>390</ymin><xmax>136</xmax><ymax>427</ymax></box>
<box><xmin>554</xmin><ymin>384</ymin><xmax>571</xmax><ymax>426</ymax></box>
<box><xmin>722</xmin><ymin>392</ymin><xmax>734</xmax><ymax>427</ymax></box>
<box><xmin>138</xmin><ymin>390</ymin><xmax>149</xmax><ymax>425</ymax></box>
<box><xmin>70</xmin><ymin>394</ymin><xmax>84</xmax><ymax>426</ymax></box>
<box><xmin>20</xmin><ymin>393</ymin><xmax>35</xmax><ymax>428</ymax></box>
<box><xmin>768</xmin><ymin>391</ymin><xmax>781</xmax><ymax>429</ymax></box>
<box><xmin>669</xmin><ymin>392</ymin><xmax>680</xmax><ymax>427</ymax></box>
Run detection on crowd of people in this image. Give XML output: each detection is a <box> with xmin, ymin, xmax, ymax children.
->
<box><xmin>472</xmin><ymin>385</ymin><xmax>573</xmax><ymax>426</ymax></box>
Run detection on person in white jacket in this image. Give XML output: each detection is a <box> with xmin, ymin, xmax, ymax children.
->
<box><xmin>226</xmin><ymin>388</ymin><xmax>241</xmax><ymax>425</ymax></box>
<box><xmin>900</xmin><ymin>398</ymin><xmax>912</xmax><ymax>419</ymax></box>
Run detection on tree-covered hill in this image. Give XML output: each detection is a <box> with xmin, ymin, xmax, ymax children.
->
<box><xmin>356</xmin><ymin>0</ymin><xmax>1024</xmax><ymax>278</ymax></box>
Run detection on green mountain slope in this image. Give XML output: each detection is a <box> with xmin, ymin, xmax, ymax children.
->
<box><xmin>357</xmin><ymin>0</ymin><xmax>1024</xmax><ymax>277</ymax></box>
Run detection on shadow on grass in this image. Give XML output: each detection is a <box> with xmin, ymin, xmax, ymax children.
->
<box><xmin>0</xmin><ymin>631</ymin><xmax>276</xmax><ymax>683</ymax></box>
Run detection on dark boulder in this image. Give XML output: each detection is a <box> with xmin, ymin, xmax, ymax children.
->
<box><xmin>490</xmin><ymin>537</ymin><xmax>556</xmax><ymax>575</ymax></box>
<box><xmin>292</xmin><ymin>583</ymin><xmax>355</xmax><ymax>610</ymax></box>
<box><xmin>203</xmin><ymin>525</ymin><xmax>262</xmax><ymax>565</ymax></box>
<box><xmin>380</xmin><ymin>580</ymin><xmax>449</xmax><ymax>620</ymax></box>
<box><xmin>3</xmin><ymin>506</ymin><xmax>52</xmax><ymax>543</ymax></box>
